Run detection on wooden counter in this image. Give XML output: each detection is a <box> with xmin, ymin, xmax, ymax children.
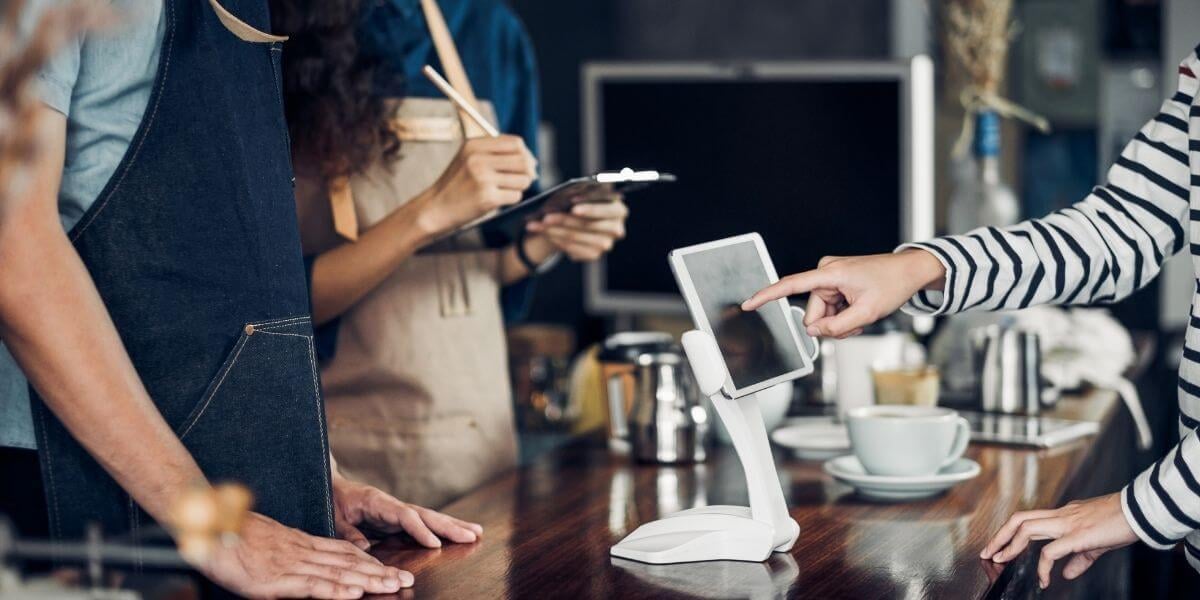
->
<box><xmin>372</xmin><ymin>391</ymin><xmax>1133</xmax><ymax>599</ymax></box>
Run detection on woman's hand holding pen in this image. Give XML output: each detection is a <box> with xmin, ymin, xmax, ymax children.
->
<box><xmin>741</xmin><ymin>249</ymin><xmax>946</xmax><ymax>339</ymax></box>
<box><xmin>414</xmin><ymin>134</ymin><xmax>537</xmax><ymax>240</ymax></box>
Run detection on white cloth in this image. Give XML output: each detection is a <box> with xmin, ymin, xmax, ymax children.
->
<box><xmin>1008</xmin><ymin>307</ymin><xmax>1152</xmax><ymax>449</ymax></box>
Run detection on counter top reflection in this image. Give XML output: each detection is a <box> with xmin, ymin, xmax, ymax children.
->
<box><xmin>372</xmin><ymin>391</ymin><xmax>1128</xmax><ymax>599</ymax></box>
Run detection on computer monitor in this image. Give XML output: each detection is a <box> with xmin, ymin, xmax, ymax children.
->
<box><xmin>583</xmin><ymin>58</ymin><xmax>934</xmax><ymax>314</ymax></box>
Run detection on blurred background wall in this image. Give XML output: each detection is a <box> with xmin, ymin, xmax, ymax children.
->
<box><xmin>511</xmin><ymin>0</ymin><xmax>1169</xmax><ymax>340</ymax></box>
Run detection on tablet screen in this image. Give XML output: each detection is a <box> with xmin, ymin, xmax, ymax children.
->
<box><xmin>679</xmin><ymin>240</ymin><xmax>808</xmax><ymax>391</ymax></box>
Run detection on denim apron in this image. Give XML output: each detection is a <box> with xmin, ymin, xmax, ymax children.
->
<box><xmin>29</xmin><ymin>0</ymin><xmax>335</xmax><ymax>542</ymax></box>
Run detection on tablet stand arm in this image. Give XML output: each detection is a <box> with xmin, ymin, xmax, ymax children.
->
<box><xmin>682</xmin><ymin>330</ymin><xmax>799</xmax><ymax>550</ymax></box>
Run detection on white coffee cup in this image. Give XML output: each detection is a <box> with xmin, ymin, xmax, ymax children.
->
<box><xmin>845</xmin><ymin>405</ymin><xmax>970</xmax><ymax>477</ymax></box>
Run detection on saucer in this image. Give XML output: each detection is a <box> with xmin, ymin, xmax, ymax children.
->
<box><xmin>822</xmin><ymin>455</ymin><xmax>981</xmax><ymax>502</ymax></box>
<box><xmin>770</xmin><ymin>418</ymin><xmax>850</xmax><ymax>461</ymax></box>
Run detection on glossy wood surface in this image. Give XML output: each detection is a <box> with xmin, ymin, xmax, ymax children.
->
<box><xmin>371</xmin><ymin>391</ymin><xmax>1125</xmax><ymax>599</ymax></box>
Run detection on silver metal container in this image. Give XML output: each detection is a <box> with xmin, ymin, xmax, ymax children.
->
<box><xmin>973</xmin><ymin>324</ymin><xmax>1047</xmax><ymax>414</ymax></box>
<box><xmin>600</xmin><ymin>332</ymin><xmax>676</xmax><ymax>451</ymax></box>
<box><xmin>628</xmin><ymin>352</ymin><xmax>708</xmax><ymax>464</ymax></box>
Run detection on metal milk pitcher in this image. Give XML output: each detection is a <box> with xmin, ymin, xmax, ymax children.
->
<box><xmin>972</xmin><ymin>324</ymin><xmax>1048</xmax><ymax>414</ymax></box>
<box><xmin>627</xmin><ymin>352</ymin><xmax>708</xmax><ymax>464</ymax></box>
<box><xmin>600</xmin><ymin>332</ymin><xmax>676</xmax><ymax>449</ymax></box>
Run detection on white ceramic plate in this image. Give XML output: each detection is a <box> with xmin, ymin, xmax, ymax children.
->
<box><xmin>823</xmin><ymin>455</ymin><xmax>981</xmax><ymax>502</ymax></box>
<box><xmin>770</xmin><ymin>418</ymin><xmax>850</xmax><ymax>461</ymax></box>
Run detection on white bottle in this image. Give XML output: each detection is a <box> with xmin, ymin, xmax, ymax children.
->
<box><xmin>948</xmin><ymin>111</ymin><xmax>1020</xmax><ymax>234</ymax></box>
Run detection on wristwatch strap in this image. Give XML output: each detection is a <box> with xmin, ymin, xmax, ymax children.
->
<box><xmin>516</xmin><ymin>229</ymin><xmax>561</xmax><ymax>276</ymax></box>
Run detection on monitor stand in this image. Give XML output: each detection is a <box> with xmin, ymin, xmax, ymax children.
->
<box><xmin>609</xmin><ymin>329</ymin><xmax>800</xmax><ymax>564</ymax></box>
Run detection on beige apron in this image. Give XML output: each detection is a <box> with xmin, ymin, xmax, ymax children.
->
<box><xmin>317</xmin><ymin>0</ymin><xmax>517</xmax><ymax>508</ymax></box>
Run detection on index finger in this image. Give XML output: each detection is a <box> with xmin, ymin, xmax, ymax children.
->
<box><xmin>1037</xmin><ymin>536</ymin><xmax>1077</xmax><ymax>589</ymax></box>
<box><xmin>416</xmin><ymin>507</ymin><xmax>479</xmax><ymax>544</ymax></box>
<box><xmin>980</xmin><ymin>510</ymin><xmax>1057</xmax><ymax>560</ymax></box>
<box><xmin>522</xmin><ymin>145</ymin><xmax>538</xmax><ymax>174</ymax></box>
<box><xmin>571</xmin><ymin>200</ymin><xmax>628</xmax><ymax>219</ymax></box>
<box><xmin>472</xmin><ymin>134</ymin><xmax>528</xmax><ymax>155</ymax></box>
<box><xmin>741</xmin><ymin>270</ymin><xmax>832</xmax><ymax>311</ymax></box>
<box><xmin>309</xmin><ymin>536</ymin><xmax>385</xmax><ymax>567</ymax></box>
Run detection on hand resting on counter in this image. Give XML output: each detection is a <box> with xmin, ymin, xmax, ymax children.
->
<box><xmin>331</xmin><ymin>473</ymin><xmax>483</xmax><ymax>551</ymax></box>
<box><xmin>198</xmin><ymin>456</ymin><xmax>484</xmax><ymax>598</ymax></box>
<box><xmin>980</xmin><ymin>492</ymin><xmax>1138</xmax><ymax>590</ymax></box>
<box><xmin>198</xmin><ymin>511</ymin><xmax>409</xmax><ymax>599</ymax></box>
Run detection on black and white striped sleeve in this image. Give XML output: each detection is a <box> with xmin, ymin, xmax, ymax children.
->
<box><xmin>1123</xmin><ymin>428</ymin><xmax>1200</xmax><ymax>549</ymax></box>
<box><xmin>895</xmin><ymin>65</ymin><xmax>1194</xmax><ymax>318</ymax></box>
<box><xmin>899</xmin><ymin>55</ymin><xmax>1200</xmax><ymax>552</ymax></box>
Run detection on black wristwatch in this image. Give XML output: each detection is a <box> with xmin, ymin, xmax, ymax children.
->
<box><xmin>516</xmin><ymin>229</ymin><xmax>562</xmax><ymax>275</ymax></box>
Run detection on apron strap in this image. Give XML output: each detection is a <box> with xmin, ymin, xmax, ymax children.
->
<box><xmin>208</xmin><ymin>0</ymin><xmax>288</xmax><ymax>43</ymax></box>
<box><xmin>328</xmin><ymin>176</ymin><xmax>359</xmax><ymax>242</ymax></box>
<box><xmin>419</xmin><ymin>0</ymin><xmax>487</xmax><ymax>316</ymax></box>
<box><xmin>419</xmin><ymin>0</ymin><xmax>490</xmax><ymax>139</ymax></box>
<box><xmin>207</xmin><ymin>0</ymin><xmax>366</xmax><ymax>251</ymax></box>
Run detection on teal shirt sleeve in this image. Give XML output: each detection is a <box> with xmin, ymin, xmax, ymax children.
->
<box><xmin>25</xmin><ymin>0</ymin><xmax>82</xmax><ymax>116</ymax></box>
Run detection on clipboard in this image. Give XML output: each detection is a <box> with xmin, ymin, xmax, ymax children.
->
<box><xmin>437</xmin><ymin>168</ymin><xmax>675</xmax><ymax>249</ymax></box>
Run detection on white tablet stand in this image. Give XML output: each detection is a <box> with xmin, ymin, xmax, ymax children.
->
<box><xmin>610</xmin><ymin>312</ymin><xmax>809</xmax><ymax>564</ymax></box>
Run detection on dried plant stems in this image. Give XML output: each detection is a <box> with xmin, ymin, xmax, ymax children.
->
<box><xmin>942</xmin><ymin>0</ymin><xmax>1016</xmax><ymax>96</ymax></box>
<box><xmin>941</xmin><ymin>0</ymin><xmax>1048</xmax><ymax>155</ymax></box>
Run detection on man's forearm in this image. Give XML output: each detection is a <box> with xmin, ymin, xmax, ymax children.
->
<box><xmin>0</xmin><ymin>191</ymin><xmax>208</xmax><ymax>526</ymax></box>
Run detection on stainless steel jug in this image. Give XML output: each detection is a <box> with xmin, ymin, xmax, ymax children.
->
<box><xmin>623</xmin><ymin>352</ymin><xmax>708</xmax><ymax>464</ymax></box>
<box><xmin>600</xmin><ymin>332</ymin><xmax>676</xmax><ymax>449</ymax></box>
<box><xmin>972</xmin><ymin>323</ymin><xmax>1050</xmax><ymax>414</ymax></box>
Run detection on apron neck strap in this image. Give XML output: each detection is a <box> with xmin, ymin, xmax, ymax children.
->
<box><xmin>419</xmin><ymin>0</ymin><xmax>488</xmax><ymax>139</ymax></box>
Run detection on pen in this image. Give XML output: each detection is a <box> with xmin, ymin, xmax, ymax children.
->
<box><xmin>421</xmin><ymin>65</ymin><xmax>500</xmax><ymax>138</ymax></box>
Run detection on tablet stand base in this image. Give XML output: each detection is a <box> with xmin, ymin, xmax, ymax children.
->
<box><xmin>610</xmin><ymin>330</ymin><xmax>800</xmax><ymax>564</ymax></box>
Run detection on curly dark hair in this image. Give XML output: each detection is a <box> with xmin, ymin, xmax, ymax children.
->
<box><xmin>269</xmin><ymin>0</ymin><xmax>399</xmax><ymax>179</ymax></box>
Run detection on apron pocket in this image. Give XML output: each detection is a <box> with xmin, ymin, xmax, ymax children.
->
<box><xmin>176</xmin><ymin>315</ymin><xmax>315</xmax><ymax>439</ymax></box>
<box><xmin>175</xmin><ymin>315</ymin><xmax>334</xmax><ymax>536</ymax></box>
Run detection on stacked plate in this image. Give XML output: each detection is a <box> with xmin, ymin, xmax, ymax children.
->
<box><xmin>769</xmin><ymin>417</ymin><xmax>850</xmax><ymax>461</ymax></box>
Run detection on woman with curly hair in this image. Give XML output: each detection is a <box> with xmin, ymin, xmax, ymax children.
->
<box><xmin>270</xmin><ymin>0</ymin><xmax>630</xmax><ymax>516</ymax></box>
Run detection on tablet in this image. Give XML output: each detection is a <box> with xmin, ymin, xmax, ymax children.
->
<box><xmin>959</xmin><ymin>411</ymin><xmax>1100</xmax><ymax>448</ymax></box>
<box><xmin>440</xmin><ymin>168</ymin><xmax>675</xmax><ymax>249</ymax></box>
<box><xmin>669</xmin><ymin>233</ymin><xmax>814</xmax><ymax>398</ymax></box>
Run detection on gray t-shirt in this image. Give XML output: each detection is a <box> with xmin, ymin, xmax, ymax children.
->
<box><xmin>0</xmin><ymin>0</ymin><xmax>163</xmax><ymax>449</ymax></box>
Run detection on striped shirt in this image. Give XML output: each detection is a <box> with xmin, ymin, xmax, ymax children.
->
<box><xmin>899</xmin><ymin>47</ymin><xmax>1200</xmax><ymax>571</ymax></box>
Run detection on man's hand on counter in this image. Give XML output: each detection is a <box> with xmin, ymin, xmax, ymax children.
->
<box><xmin>980</xmin><ymin>492</ymin><xmax>1138</xmax><ymax>590</ymax></box>
<box><xmin>331</xmin><ymin>472</ymin><xmax>484</xmax><ymax>550</ymax></box>
<box><xmin>199</xmin><ymin>511</ymin><xmax>410</xmax><ymax>599</ymax></box>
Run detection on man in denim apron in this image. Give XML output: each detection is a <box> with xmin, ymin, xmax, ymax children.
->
<box><xmin>0</xmin><ymin>0</ymin><xmax>478</xmax><ymax>596</ymax></box>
